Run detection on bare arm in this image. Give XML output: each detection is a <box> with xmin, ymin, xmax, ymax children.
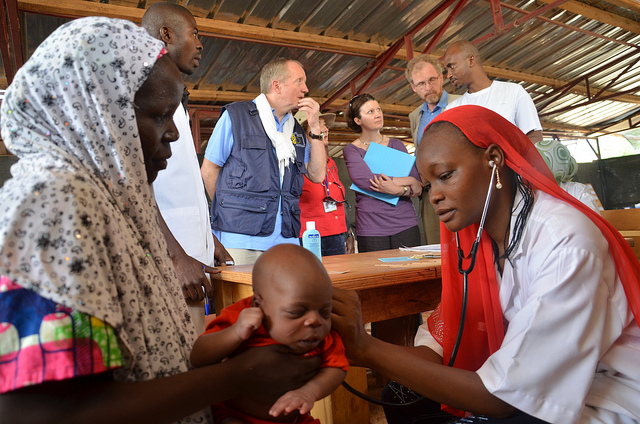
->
<box><xmin>269</xmin><ymin>367</ymin><xmax>347</xmax><ymax>417</ymax></box>
<box><xmin>298</xmin><ymin>97</ymin><xmax>326</xmax><ymax>183</ymax></box>
<box><xmin>331</xmin><ymin>289</ymin><xmax>516</xmax><ymax>418</ymax></box>
<box><xmin>190</xmin><ymin>307</ymin><xmax>263</xmax><ymax>367</ymax></box>
<box><xmin>305</xmin><ymin>138</ymin><xmax>326</xmax><ymax>183</ymax></box>
<box><xmin>369</xmin><ymin>174</ymin><xmax>422</xmax><ymax>198</ymax></box>
<box><xmin>0</xmin><ymin>344</ymin><xmax>321</xmax><ymax>424</ymax></box>
<box><xmin>200</xmin><ymin>158</ymin><xmax>221</xmax><ymax>200</ymax></box>
<box><xmin>157</xmin><ymin>208</ymin><xmax>218</xmax><ymax>301</ymax></box>
<box><xmin>526</xmin><ymin>130</ymin><xmax>543</xmax><ymax>144</ymax></box>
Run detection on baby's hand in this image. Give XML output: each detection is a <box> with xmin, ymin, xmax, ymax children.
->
<box><xmin>233</xmin><ymin>307</ymin><xmax>263</xmax><ymax>341</ymax></box>
<box><xmin>269</xmin><ymin>388</ymin><xmax>316</xmax><ymax>417</ymax></box>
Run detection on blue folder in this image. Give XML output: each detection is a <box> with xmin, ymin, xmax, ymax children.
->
<box><xmin>350</xmin><ymin>142</ymin><xmax>416</xmax><ymax>206</ymax></box>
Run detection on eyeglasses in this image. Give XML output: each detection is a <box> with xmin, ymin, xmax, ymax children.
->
<box><xmin>413</xmin><ymin>77</ymin><xmax>441</xmax><ymax>90</ymax></box>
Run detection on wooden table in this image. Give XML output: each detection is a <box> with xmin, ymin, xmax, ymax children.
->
<box><xmin>211</xmin><ymin>249</ymin><xmax>442</xmax><ymax>424</ymax></box>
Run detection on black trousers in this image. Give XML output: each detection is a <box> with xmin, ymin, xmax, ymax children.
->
<box><xmin>382</xmin><ymin>382</ymin><xmax>550</xmax><ymax>424</ymax></box>
<box><xmin>356</xmin><ymin>225</ymin><xmax>421</xmax><ymax>253</ymax></box>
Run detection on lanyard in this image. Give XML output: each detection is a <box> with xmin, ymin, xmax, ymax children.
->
<box><xmin>324</xmin><ymin>164</ymin><xmax>344</xmax><ymax>202</ymax></box>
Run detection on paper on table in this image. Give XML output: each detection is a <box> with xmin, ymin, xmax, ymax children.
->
<box><xmin>399</xmin><ymin>244</ymin><xmax>441</xmax><ymax>253</ymax></box>
<box><xmin>378</xmin><ymin>256</ymin><xmax>418</xmax><ymax>262</ymax></box>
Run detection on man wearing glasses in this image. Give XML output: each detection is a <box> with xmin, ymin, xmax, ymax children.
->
<box><xmin>406</xmin><ymin>54</ymin><xmax>454</xmax><ymax>244</ymax></box>
<box><xmin>406</xmin><ymin>55</ymin><xmax>453</xmax><ymax>148</ymax></box>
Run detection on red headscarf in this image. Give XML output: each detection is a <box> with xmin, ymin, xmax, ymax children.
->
<box><xmin>425</xmin><ymin>105</ymin><xmax>640</xmax><ymax>380</ymax></box>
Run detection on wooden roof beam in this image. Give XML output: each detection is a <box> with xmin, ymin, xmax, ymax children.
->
<box><xmin>15</xmin><ymin>0</ymin><xmax>640</xmax><ymax>105</ymax></box>
<box><xmin>535</xmin><ymin>0</ymin><xmax>640</xmax><ymax>34</ymax></box>
<box><xmin>604</xmin><ymin>0</ymin><xmax>640</xmax><ymax>15</ymax></box>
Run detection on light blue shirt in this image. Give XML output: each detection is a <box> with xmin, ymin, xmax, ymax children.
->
<box><xmin>416</xmin><ymin>91</ymin><xmax>449</xmax><ymax>147</ymax></box>
<box><xmin>204</xmin><ymin>102</ymin><xmax>310</xmax><ymax>251</ymax></box>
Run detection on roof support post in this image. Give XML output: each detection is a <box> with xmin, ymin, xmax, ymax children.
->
<box><xmin>0</xmin><ymin>0</ymin><xmax>24</xmax><ymax>84</ymax></box>
<box><xmin>488</xmin><ymin>0</ymin><xmax>504</xmax><ymax>33</ymax></box>
<box><xmin>474</xmin><ymin>0</ymin><xmax>571</xmax><ymax>44</ymax></box>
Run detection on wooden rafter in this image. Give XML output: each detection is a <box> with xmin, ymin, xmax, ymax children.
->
<box><xmin>535</xmin><ymin>0</ymin><xmax>640</xmax><ymax>34</ymax></box>
<box><xmin>14</xmin><ymin>0</ymin><xmax>640</xmax><ymax>106</ymax></box>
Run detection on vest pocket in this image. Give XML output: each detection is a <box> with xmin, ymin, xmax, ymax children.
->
<box><xmin>289</xmin><ymin>161</ymin><xmax>305</xmax><ymax>196</ymax></box>
<box><xmin>241</xmin><ymin>135</ymin><xmax>270</xmax><ymax>192</ymax></box>
<box><xmin>216</xmin><ymin>191</ymin><xmax>277</xmax><ymax>236</ymax></box>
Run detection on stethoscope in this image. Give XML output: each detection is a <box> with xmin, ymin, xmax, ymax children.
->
<box><xmin>448</xmin><ymin>160</ymin><xmax>499</xmax><ymax>366</ymax></box>
<box><xmin>341</xmin><ymin>161</ymin><xmax>500</xmax><ymax>405</ymax></box>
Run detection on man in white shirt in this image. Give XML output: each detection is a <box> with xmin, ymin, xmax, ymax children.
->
<box><xmin>443</xmin><ymin>40</ymin><xmax>543</xmax><ymax>143</ymax></box>
<box><xmin>143</xmin><ymin>3</ymin><xmax>232</xmax><ymax>334</ymax></box>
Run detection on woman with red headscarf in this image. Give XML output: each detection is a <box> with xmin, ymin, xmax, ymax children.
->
<box><xmin>332</xmin><ymin>106</ymin><xmax>640</xmax><ymax>424</ymax></box>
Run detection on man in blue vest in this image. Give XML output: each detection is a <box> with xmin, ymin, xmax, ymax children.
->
<box><xmin>201</xmin><ymin>58</ymin><xmax>327</xmax><ymax>265</ymax></box>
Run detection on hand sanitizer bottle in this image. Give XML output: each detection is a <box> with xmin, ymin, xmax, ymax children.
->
<box><xmin>302</xmin><ymin>221</ymin><xmax>322</xmax><ymax>260</ymax></box>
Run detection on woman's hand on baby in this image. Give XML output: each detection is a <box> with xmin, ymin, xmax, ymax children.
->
<box><xmin>234</xmin><ymin>307</ymin><xmax>263</xmax><ymax>341</ymax></box>
<box><xmin>269</xmin><ymin>388</ymin><xmax>316</xmax><ymax>417</ymax></box>
<box><xmin>331</xmin><ymin>288</ymin><xmax>370</xmax><ymax>366</ymax></box>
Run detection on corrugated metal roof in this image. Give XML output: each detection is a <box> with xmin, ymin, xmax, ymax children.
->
<box><xmin>2</xmin><ymin>0</ymin><xmax>640</xmax><ymax>155</ymax></box>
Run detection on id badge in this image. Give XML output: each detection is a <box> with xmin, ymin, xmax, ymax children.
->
<box><xmin>323</xmin><ymin>200</ymin><xmax>337</xmax><ymax>213</ymax></box>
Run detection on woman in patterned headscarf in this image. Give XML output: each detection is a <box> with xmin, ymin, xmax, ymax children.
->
<box><xmin>536</xmin><ymin>138</ymin><xmax>602</xmax><ymax>213</ymax></box>
<box><xmin>332</xmin><ymin>106</ymin><xmax>640</xmax><ymax>424</ymax></box>
<box><xmin>0</xmin><ymin>17</ymin><xmax>317</xmax><ymax>424</ymax></box>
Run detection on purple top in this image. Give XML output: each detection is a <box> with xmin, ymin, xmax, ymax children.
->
<box><xmin>343</xmin><ymin>138</ymin><xmax>420</xmax><ymax>237</ymax></box>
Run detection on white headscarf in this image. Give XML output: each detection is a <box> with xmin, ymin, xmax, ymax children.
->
<box><xmin>0</xmin><ymin>17</ymin><xmax>208</xmax><ymax>423</ymax></box>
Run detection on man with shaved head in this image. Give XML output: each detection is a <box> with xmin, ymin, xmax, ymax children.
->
<box><xmin>443</xmin><ymin>40</ymin><xmax>543</xmax><ymax>143</ymax></box>
<box><xmin>143</xmin><ymin>3</ymin><xmax>232</xmax><ymax>334</ymax></box>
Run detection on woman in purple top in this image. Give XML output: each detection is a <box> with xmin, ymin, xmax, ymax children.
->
<box><xmin>343</xmin><ymin>93</ymin><xmax>422</xmax><ymax>253</ymax></box>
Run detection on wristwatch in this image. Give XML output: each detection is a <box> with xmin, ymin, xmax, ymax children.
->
<box><xmin>308</xmin><ymin>131</ymin><xmax>324</xmax><ymax>140</ymax></box>
<box><xmin>403</xmin><ymin>186</ymin><xmax>408</xmax><ymax>196</ymax></box>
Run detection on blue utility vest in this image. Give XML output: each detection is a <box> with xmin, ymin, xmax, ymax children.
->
<box><xmin>211</xmin><ymin>101</ymin><xmax>307</xmax><ymax>238</ymax></box>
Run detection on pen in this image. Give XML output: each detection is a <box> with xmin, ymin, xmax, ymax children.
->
<box><xmin>202</xmin><ymin>265</ymin><xmax>210</xmax><ymax>316</ymax></box>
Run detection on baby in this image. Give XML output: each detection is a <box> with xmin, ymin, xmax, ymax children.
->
<box><xmin>191</xmin><ymin>244</ymin><xmax>348</xmax><ymax>424</ymax></box>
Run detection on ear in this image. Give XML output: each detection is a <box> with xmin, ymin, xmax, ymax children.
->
<box><xmin>251</xmin><ymin>294</ymin><xmax>262</xmax><ymax>308</ymax></box>
<box><xmin>468</xmin><ymin>55</ymin><xmax>477</xmax><ymax>69</ymax></box>
<box><xmin>410</xmin><ymin>83</ymin><xmax>418</xmax><ymax>94</ymax></box>
<box><xmin>159</xmin><ymin>26</ymin><xmax>172</xmax><ymax>45</ymax></box>
<box><xmin>354</xmin><ymin>116</ymin><xmax>361</xmax><ymax>126</ymax></box>
<box><xmin>272</xmin><ymin>80</ymin><xmax>281</xmax><ymax>94</ymax></box>
<box><xmin>484</xmin><ymin>144</ymin><xmax>505</xmax><ymax>168</ymax></box>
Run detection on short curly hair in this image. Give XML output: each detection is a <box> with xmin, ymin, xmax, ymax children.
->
<box><xmin>345</xmin><ymin>93</ymin><xmax>376</xmax><ymax>133</ymax></box>
<box><xmin>405</xmin><ymin>54</ymin><xmax>443</xmax><ymax>85</ymax></box>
